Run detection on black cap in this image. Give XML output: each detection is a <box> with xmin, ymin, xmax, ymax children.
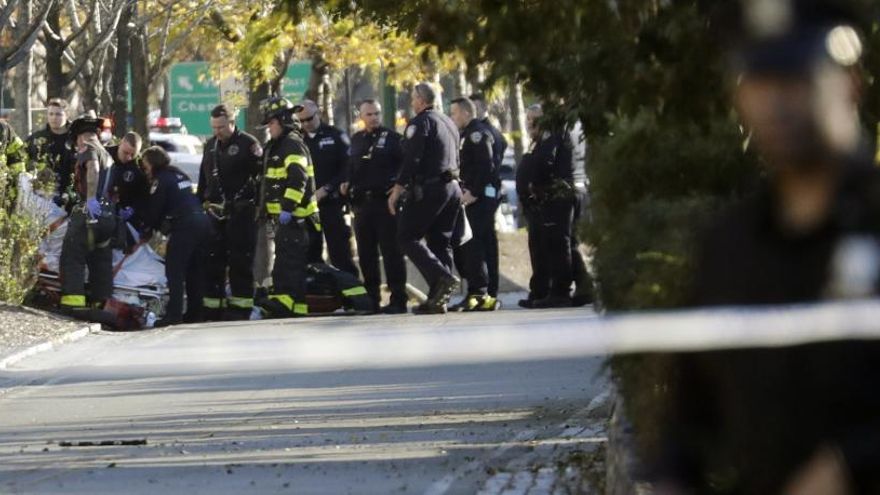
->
<box><xmin>68</xmin><ymin>112</ymin><xmax>105</xmax><ymax>140</ymax></box>
<box><xmin>734</xmin><ymin>0</ymin><xmax>863</xmax><ymax>74</ymax></box>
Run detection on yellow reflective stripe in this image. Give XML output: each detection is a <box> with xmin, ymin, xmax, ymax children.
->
<box><xmin>482</xmin><ymin>296</ymin><xmax>497</xmax><ymax>309</ymax></box>
<box><xmin>265</xmin><ymin>166</ymin><xmax>288</xmax><ymax>179</ymax></box>
<box><xmin>293</xmin><ymin>201</ymin><xmax>318</xmax><ymax>218</ymax></box>
<box><xmin>306</xmin><ymin>164</ymin><xmax>315</xmax><ymax>177</ymax></box>
<box><xmin>203</xmin><ymin>297</ymin><xmax>224</xmax><ymax>309</ymax></box>
<box><xmin>227</xmin><ymin>296</ymin><xmax>253</xmax><ymax>309</ymax></box>
<box><xmin>61</xmin><ymin>294</ymin><xmax>86</xmax><ymax>307</ymax></box>
<box><xmin>284</xmin><ymin>154</ymin><xmax>308</xmax><ymax>168</ymax></box>
<box><xmin>294</xmin><ymin>303</ymin><xmax>308</xmax><ymax>315</ymax></box>
<box><xmin>284</xmin><ymin>188</ymin><xmax>304</xmax><ymax>203</ymax></box>
<box><xmin>266</xmin><ymin>202</ymin><xmax>281</xmax><ymax>214</ymax></box>
<box><xmin>7</xmin><ymin>137</ymin><xmax>24</xmax><ymax>153</ymax></box>
<box><xmin>269</xmin><ymin>294</ymin><xmax>294</xmax><ymax>310</ymax></box>
<box><xmin>342</xmin><ymin>286</ymin><xmax>367</xmax><ymax>297</ymax></box>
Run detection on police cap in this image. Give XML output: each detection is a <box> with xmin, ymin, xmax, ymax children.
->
<box><xmin>734</xmin><ymin>0</ymin><xmax>864</xmax><ymax>74</ymax></box>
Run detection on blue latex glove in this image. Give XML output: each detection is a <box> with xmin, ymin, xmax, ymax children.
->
<box><xmin>86</xmin><ymin>198</ymin><xmax>102</xmax><ymax>218</ymax></box>
<box><xmin>120</xmin><ymin>206</ymin><xmax>135</xmax><ymax>221</ymax></box>
<box><xmin>278</xmin><ymin>210</ymin><xmax>293</xmax><ymax>225</ymax></box>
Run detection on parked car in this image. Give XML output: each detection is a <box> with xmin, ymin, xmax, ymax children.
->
<box><xmin>149</xmin><ymin>132</ymin><xmax>203</xmax><ymax>182</ymax></box>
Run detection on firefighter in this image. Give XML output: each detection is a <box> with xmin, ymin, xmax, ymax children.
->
<box><xmin>25</xmin><ymin>98</ymin><xmax>76</xmax><ymax>199</ymax></box>
<box><xmin>197</xmin><ymin>104</ymin><xmax>262</xmax><ymax>320</ymax></box>
<box><xmin>1</xmin><ymin>120</ymin><xmax>28</xmax><ymax>198</ymax></box>
<box><xmin>256</xmin><ymin>96</ymin><xmax>318</xmax><ymax>318</ymax></box>
<box><xmin>58</xmin><ymin>113</ymin><xmax>116</xmax><ymax>314</ymax></box>
<box><xmin>141</xmin><ymin>146</ymin><xmax>211</xmax><ymax>327</ymax></box>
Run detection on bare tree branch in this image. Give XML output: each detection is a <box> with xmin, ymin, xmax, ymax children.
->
<box><xmin>1</xmin><ymin>0</ymin><xmax>55</xmax><ymax>71</ymax></box>
<box><xmin>60</xmin><ymin>0</ymin><xmax>98</xmax><ymax>50</ymax></box>
<box><xmin>0</xmin><ymin>0</ymin><xmax>21</xmax><ymax>36</ymax></box>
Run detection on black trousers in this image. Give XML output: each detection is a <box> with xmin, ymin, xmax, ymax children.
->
<box><xmin>487</xmin><ymin>199</ymin><xmax>501</xmax><ymax>297</ymax></box>
<box><xmin>273</xmin><ymin>219</ymin><xmax>310</xmax><ymax>314</ymax></box>
<box><xmin>310</xmin><ymin>198</ymin><xmax>359</xmax><ymax>277</ymax></box>
<box><xmin>397</xmin><ymin>181</ymin><xmax>462</xmax><ymax>289</ymax></box>
<box><xmin>60</xmin><ymin>211</ymin><xmax>114</xmax><ymax>308</ymax></box>
<box><xmin>352</xmin><ymin>197</ymin><xmax>407</xmax><ymax>308</ymax></box>
<box><xmin>526</xmin><ymin>198</ymin><xmax>575</xmax><ymax>298</ymax></box>
<box><xmin>204</xmin><ymin>204</ymin><xmax>257</xmax><ymax>311</ymax></box>
<box><xmin>454</xmin><ymin>197</ymin><xmax>497</xmax><ymax>296</ymax></box>
<box><xmin>165</xmin><ymin>213</ymin><xmax>211</xmax><ymax>320</ymax></box>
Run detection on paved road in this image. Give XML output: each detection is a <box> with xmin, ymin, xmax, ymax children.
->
<box><xmin>0</xmin><ymin>308</ymin><xmax>607</xmax><ymax>494</ymax></box>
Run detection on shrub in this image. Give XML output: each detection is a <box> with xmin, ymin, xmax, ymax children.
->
<box><xmin>0</xmin><ymin>170</ymin><xmax>48</xmax><ymax>304</ymax></box>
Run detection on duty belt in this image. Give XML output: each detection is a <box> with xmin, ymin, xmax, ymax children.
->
<box><xmin>415</xmin><ymin>170</ymin><xmax>456</xmax><ymax>186</ymax></box>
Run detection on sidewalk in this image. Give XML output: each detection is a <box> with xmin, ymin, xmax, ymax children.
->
<box><xmin>0</xmin><ymin>304</ymin><xmax>96</xmax><ymax>369</ymax></box>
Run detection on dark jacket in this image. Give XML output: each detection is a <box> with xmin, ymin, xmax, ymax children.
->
<box><xmin>397</xmin><ymin>107</ymin><xmax>459</xmax><ymax>186</ymax></box>
<box><xmin>197</xmin><ymin>128</ymin><xmax>263</xmax><ymax>204</ymax></box>
<box><xmin>303</xmin><ymin>123</ymin><xmax>349</xmax><ymax>195</ymax></box>
<box><xmin>261</xmin><ymin>129</ymin><xmax>317</xmax><ymax>219</ymax></box>
<box><xmin>459</xmin><ymin>119</ymin><xmax>496</xmax><ymax>198</ymax></box>
<box><xmin>348</xmin><ymin>126</ymin><xmax>403</xmax><ymax>193</ymax></box>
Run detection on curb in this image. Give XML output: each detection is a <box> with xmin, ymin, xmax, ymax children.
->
<box><xmin>0</xmin><ymin>323</ymin><xmax>100</xmax><ymax>370</ymax></box>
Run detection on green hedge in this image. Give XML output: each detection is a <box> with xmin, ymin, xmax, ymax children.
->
<box><xmin>586</xmin><ymin>110</ymin><xmax>759</xmax><ymax>311</ymax></box>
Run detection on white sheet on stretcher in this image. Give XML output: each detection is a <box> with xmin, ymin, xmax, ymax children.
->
<box><xmin>20</xmin><ymin>174</ymin><xmax>168</xmax><ymax>291</ymax></box>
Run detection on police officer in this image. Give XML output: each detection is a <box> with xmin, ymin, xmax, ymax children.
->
<box><xmin>257</xmin><ymin>96</ymin><xmax>318</xmax><ymax>318</ymax></box>
<box><xmin>140</xmin><ymin>146</ymin><xmax>211</xmax><ymax>327</ymax></box>
<box><xmin>344</xmin><ymin>99</ymin><xmax>408</xmax><ymax>313</ymax></box>
<box><xmin>388</xmin><ymin>82</ymin><xmax>462</xmax><ymax>314</ymax></box>
<box><xmin>449</xmin><ymin>97</ymin><xmax>499</xmax><ymax>311</ymax></box>
<box><xmin>25</xmin><ymin>98</ymin><xmax>76</xmax><ymax>199</ymax></box>
<box><xmin>58</xmin><ymin>113</ymin><xmax>116</xmax><ymax>314</ymax></box>
<box><xmin>197</xmin><ymin>104</ymin><xmax>263</xmax><ymax>320</ymax></box>
<box><xmin>469</xmin><ymin>93</ymin><xmax>507</xmax><ymax>300</ymax></box>
<box><xmin>296</xmin><ymin>100</ymin><xmax>359</xmax><ymax>277</ymax></box>
<box><xmin>106</xmin><ymin>132</ymin><xmax>147</xmax><ymax>249</ymax></box>
<box><xmin>517</xmin><ymin>104</ymin><xmax>576</xmax><ymax>309</ymax></box>
<box><xmin>652</xmin><ymin>1</ymin><xmax>880</xmax><ymax>492</ymax></box>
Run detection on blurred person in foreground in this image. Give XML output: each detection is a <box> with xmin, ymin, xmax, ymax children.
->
<box><xmin>652</xmin><ymin>1</ymin><xmax>880</xmax><ymax>493</ymax></box>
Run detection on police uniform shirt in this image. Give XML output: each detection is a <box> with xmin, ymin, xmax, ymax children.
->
<box><xmin>693</xmin><ymin>160</ymin><xmax>880</xmax><ymax>306</ymax></box>
<box><xmin>303</xmin><ymin>124</ymin><xmax>349</xmax><ymax>194</ymax></box>
<box><xmin>459</xmin><ymin>119</ymin><xmax>496</xmax><ymax>198</ymax></box>
<box><xmin>480</xmin><ymin>117</ymin><xmax>508</xmax><ymax>170</ymax></box>
<box><xmin>529</xmin><ymin>131</ymin><xmax>574</xmax><ymax>187</ymax></box>
<box><xmin>144</xmin><ymin>168</ymin><xmax>200</xmax><ymax>230</ymax></box>
<box><xmin>348</xmin><ymin>126</ymin><xmax>403</xmax><ymax>192</ymax></box>
<box><xmin>26</xmin><ymin>125</ymin><xmax>75</xmax><ymax>185</ymax></box>
<box><xmin>667</xmin><ymin>161</ymin><xmax>880</xmax><ymax>493</ymax></box>
<box><xmin>106</xmin><ymin>144</ymin><xmax>149</xmax><ymax>212</ymax></box>
<box><xmin>197</xmin><ymin>128</ymin><xmax>263</xmax><ymax>204</ymax></box>
<box><xmin>397</xmin><ymin>107</ymin><xmax>459</xmax><ymax>186</ymax></box>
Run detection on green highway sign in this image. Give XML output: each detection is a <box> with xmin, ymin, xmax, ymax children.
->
<box><xmin>168</xmin><ymin>61</ymin><xmax>312</xmax><ymax>136</ymax></box>
<box><xmin>169</xmin><ymin>62</ymin><xmax>219</xmax><ymax>136</ymax></box>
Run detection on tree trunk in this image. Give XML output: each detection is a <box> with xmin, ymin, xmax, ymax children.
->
<box><xmin>44</xmin><ymin>4</ymin><xmax>67</xmax><ymax>100</ymax></box>
<box><xmin>453</xmin><ymin>66</ymin><xmax>468</xmax><ymax>99</ymax></box>
<box><xmin>160</xmin><ymin>76</ymin><xmax>170</xmax><ymax>117</ymax></box>
<box><xmin>130</xmin><ymin>27</ymin><xmax>149</xmax><ymax>138</ymax></box>
<box><xmin>508</xmin><ymin>79</ymin><xmax>527</xmax><ymax>163</ymax></box>
<box><xmin>13</xmin><ymin>0</ymin><xmax>33</xmax><ymax>137</ymax></box>
<box><xmin>246</xmin><ymin>80</ymin><xmax>269</xmax><ymax>139</ymax></box>
<box><xmin>112</xmin><ymin>3</ymin><xmax>132</xmax><ymax>137</ymax></box>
